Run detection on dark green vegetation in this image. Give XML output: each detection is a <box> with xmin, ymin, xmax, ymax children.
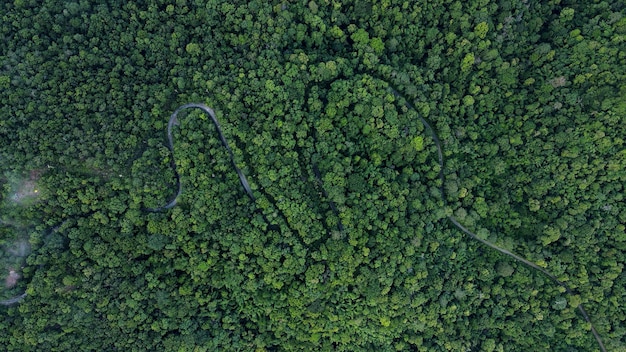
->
<box><xmin>1</xmin><ymin>0</ymin><xmax>625</xmax><ymax>350</ymax></box>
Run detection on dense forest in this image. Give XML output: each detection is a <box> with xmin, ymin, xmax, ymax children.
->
<box><xmin>1</xmin><ymin>0</ymin><xmax>625</xmax><ymax>350</ymax></box>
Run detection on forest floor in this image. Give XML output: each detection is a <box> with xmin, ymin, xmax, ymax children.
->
<box><xmin>1</xmin><ymin>237</ymin><xmax>30</xmax><ymax>296</ymax></box>
<box><xmin>8</xmin><ymin>169</ymin><xmax>42</xmax><ymax>205</ymax></box>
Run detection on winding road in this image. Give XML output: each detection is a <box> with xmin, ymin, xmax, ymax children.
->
<box><xmin>146</xmin><ymin>93</ymin><xmax>605</xmax><ymax>351</ymax></box>
<box><xmin>144</xmin><ymin>103</ymin><xmax>255</xmax><ymax>212</ymax></box>
<box><xmin>385</xmin><ymin>83</ymin><xmax>606</xmax><ymax>352</ymax></box>
<box><xmin>1</xmin><ymin>88</ymin><xmax>606</xmax><ymax>352</ymax></box>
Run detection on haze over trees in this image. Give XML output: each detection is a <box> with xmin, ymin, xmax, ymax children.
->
<box><xmin>1</xmin><ymin>0</ymin><xmax>625</xmax><ymax>351</ymax></box>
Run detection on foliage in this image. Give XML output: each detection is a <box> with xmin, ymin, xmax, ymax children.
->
<box><xmin>1</xmin><ymin>0</ymin><xmax>624</xmax><ymax>351</ymax></box>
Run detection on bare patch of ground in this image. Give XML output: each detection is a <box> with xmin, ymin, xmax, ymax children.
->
<box><xmin>7</xmin><ymin>169</ymin><xmax>43</xmax><ymax>205</ymax></box>
<box><xmin>1</xmin><ymin>237</ymin><xmax>31</xmax><ymax>302</ymax></box>
<box><xmin>10</xmin><ymin>180</ymin><xmax>38</xmax><ymax>203</ymax></box>
<box><xmin>4</xmin><ymin>269</ymin><xmax>20</xmax><ymax>288</ymax></box>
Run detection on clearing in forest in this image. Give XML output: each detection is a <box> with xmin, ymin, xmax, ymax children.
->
<box><xmin>5</xmin><ymin>169</ymin><xmax>43</xmax><ymax>206</ymax></box>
